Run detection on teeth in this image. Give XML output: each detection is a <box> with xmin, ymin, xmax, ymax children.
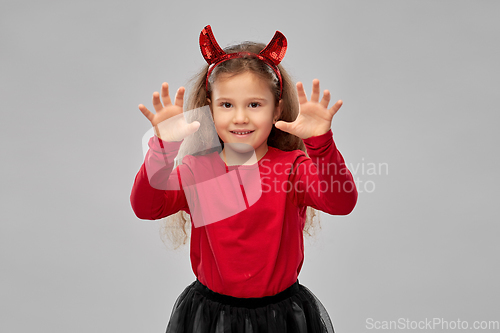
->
<box><xmin>232</xmin><ymin>131</ymin><xmax>252</xmax><ymax>135</ymax></box>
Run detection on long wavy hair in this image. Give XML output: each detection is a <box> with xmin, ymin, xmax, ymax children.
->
<box><xmin>159</xmin><ymin>41</ymin><xmax>321</xmax><ymax>250</ymax></box>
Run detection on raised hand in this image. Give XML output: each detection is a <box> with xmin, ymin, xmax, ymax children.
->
<box><xmin>275</xmin><ymin>79</ymin><xmax>342</xmax><ymax>139</ymax></box>
<box><xmin>138</xmin><ymin>82</ymin><xmax>200</xmax><ymax>142</ymax></box>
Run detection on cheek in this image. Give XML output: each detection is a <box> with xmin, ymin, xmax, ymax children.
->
<box><xmin>256</xmin><ymin>114</ymin><xmax>274</xmax><ymax>128</ymax></box>
<box><xmin>212</xmin><ymin>112</ymin><xmax>228</xmax><ymax>133</ymax></box>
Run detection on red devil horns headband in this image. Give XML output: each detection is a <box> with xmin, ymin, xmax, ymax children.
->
<box><xmin>200</xmin><ymin>25</ymin><xmax>287</xmax><ymax>99</ymax></box>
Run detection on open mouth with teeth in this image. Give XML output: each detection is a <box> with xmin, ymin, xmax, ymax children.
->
<box><xmin>230</xmin><ymin>130</ymin><xmax>255</xmax><ymax>136</ymax></box>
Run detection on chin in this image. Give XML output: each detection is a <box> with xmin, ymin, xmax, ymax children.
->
<box><xmin>224</xmin><ymin>142</ymin><xmax>255</xmax><ymax>154</ymax></box>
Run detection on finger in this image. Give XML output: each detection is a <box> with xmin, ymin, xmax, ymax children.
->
<box><xmin>296</xmin><ymin>82</ymin><xmax>307</xmax><ymax>104</ymax></box>
<box><xmin>174</xmin><ymin>87</ymin><xmax>185</xmax><ymax>108</ymax></box>
<box><xmin>138</xmin><ymin>104</ymin><xmax>155</xmax><ymax>122</ymax></box>
<box><xmin>329</xmin><ymin>100</ymin><xmax>343</xmax><ymax>116</ymax></box>
<box><xmin>320</xmin><ymin>90</ymin><xmax>331</xmax><ymax>109</ymax></box>
<box><xmin>152</xmin><ymin>91</ymin><xmax>163</xmax><ymax>113</ymax></box>
<box><xmin>310</xmin><ymin>79</ymin><xmax>320</xmax><ymax>103</ymax></box>
<box><xmin>161</xmin><ymin>82</ymin><xmax>172</xmax><ymax>107</ymax></box>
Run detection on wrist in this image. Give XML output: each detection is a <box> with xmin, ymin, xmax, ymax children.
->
<box><xmin>306</xmin><ymin>128</ymin><xmax>332</xmax><ymax>139</ymax></box>
<box><xmin>303</xmin><ymin>129</ymin><xmax>333</xmax><ymax>145</ymax></box>
<box><xmin>154</xmin><ymin>125</ymin><xmax>162</xmax><ymax>139</ymax></box>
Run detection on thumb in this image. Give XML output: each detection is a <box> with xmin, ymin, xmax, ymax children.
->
<box><xmin>275</xmin><ymin>120</ymin><xmax>291</xmax><ymax>133</ymax></box>
<box><xmin>186</xmin><ymin>121</ymin><xmax>200</xmax><ymax>135</ymax></box>
<box><xmin>173</xmin><ymin>121</ymin><xmax>200</xmax><ymax>141</ymax></box>
<box><xmin>190</xmin><ymin>121</ymin><xmax>200</xmax><ymax>132</ymax></box>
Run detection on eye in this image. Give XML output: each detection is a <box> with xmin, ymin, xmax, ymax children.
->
<box><xmin>220</xmin><ymin>102</ymin><xmax>232</xmax><ymax>108</ymax></box>
<box><xmin>249</xmin><ymin>102</ymin><xmax>261</xmax><ymax>108</ymax></box>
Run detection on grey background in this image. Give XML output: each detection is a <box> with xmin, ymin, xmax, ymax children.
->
<box><xmin>1</xmin><ymin>0</ymin><xmax>499</xmax><ymax>332</ymax></box>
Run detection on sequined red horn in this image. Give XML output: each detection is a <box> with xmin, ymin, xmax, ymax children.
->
<box><xmin>200</xmin><ymin>25</ymin><xmax>287</xmax><ymax>99</ymax></box>
<box><xmin>259</xmin><ymin>31</ymin><xmax>287</xmax><ymax>66</ymax></box>
<box><xmin>200</xmin><ymin>25</ymin><xmax>226</xmax><ymax>65</ymax></box>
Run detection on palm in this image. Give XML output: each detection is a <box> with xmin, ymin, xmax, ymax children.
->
<box><xmin>138</xmin><ymin>82</ymin><xmax>199</xmax><ymax>142</ymax></box>
<box><xmin>275</xmin><ymin>79</ymin><xmax>342</xmax><ymax>139</ymax></box>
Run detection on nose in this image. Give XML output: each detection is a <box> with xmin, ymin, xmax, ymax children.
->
<box><xmin>232</xmin><ymin>106</ymin><xmax>249</xmax><ymax>124</ymax></box>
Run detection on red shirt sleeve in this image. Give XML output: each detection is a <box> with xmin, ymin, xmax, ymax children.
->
<box><xmin>291</xmin><ymin>129</ymin><xmax>358</xmax><ymax>215</ymax></box>
<box><xmin>130</xmin><ymin>136</ymin><xmax>190</xmax><ymax>220</ymax></box>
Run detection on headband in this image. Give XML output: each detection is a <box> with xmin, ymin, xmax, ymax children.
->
<box><xmin>199</xmin><ymin>25</ymin><xmax>287</xmax><ymax>100</ymax></box>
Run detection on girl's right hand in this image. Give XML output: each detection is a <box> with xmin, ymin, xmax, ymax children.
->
<box><xmin>138</xmin><ymin>82</ymin><xmax>200</xmax><ymax>142</ymax></box>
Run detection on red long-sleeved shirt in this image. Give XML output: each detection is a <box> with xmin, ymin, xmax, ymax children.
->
<box><xmin>130</xmin><ymin>129</ymin><xmax>357</xmax><ymax>298</ymax></box>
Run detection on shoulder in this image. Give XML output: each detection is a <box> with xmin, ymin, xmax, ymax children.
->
<box><xmin>270</xmin><ymin>146</ymin><xmax>308</xmax><ymax>161</ymax></box>
<box><xmin>179</xmin><ymin>151</ymin><xmax>226</xmax><ymax>182</ymax></box>
<box><xmin>266</xmin><ymin>146</ymin><xmax>305</xmax><ymax>161</ymax></box>
<box><xmin>181</xmin><ymin>151</ymin><xmax>220</xmax><ymax>165</ymax></box>
<box><xmin>261</xmin><ymin>147</ymin><xmax>309</xmax><ymax>173</ymax></box>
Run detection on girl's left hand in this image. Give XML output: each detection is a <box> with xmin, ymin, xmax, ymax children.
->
<box><xmin>275</xmin><ymin>79</ymin><xmax>342</xmax><ymax>139</ymax></box>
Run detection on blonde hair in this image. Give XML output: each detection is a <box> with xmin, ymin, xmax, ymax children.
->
<box><xmin>159</xmin><ymin>41</ymin><xmax>321</xmax><ymax>250</ymax></box>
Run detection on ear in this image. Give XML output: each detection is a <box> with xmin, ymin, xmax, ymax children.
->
<box><xmin>206</xmin><ymin>98</ymin><xmax>213</xmax><ymax>112</ymax></box>
<box><xmin>273</xmin><ymin>100</ymin><xmax>282</xmax><ymax>124</ymax></box>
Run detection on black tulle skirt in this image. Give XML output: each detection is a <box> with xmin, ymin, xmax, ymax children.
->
<box><xmin>165</xmin><ymin>279</ymin><xmax>335</xmax><ymax>333</ymax></box>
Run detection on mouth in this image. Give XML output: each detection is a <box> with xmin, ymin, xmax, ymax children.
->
<box><xmin>230</xmin><ymin>130</ymin><xmax>254</xmax><ymax>137</ymax></box>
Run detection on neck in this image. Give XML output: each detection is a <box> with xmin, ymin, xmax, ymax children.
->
<box><xmin>221</xmin><ymin>146</ymin><xmax>268</xmax><ymax>166</ymax></box>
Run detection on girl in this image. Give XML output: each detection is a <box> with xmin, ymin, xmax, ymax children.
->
<box><xmin>131</xmin><ymin>25</ymin><xmax>357</xmax><ymax>333</ymax></box>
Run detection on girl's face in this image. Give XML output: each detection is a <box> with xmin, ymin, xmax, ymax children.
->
<box><xmin>209</xmin><ymin>71</ymin><xmax>281</xmax><ymax>161</ymax></box>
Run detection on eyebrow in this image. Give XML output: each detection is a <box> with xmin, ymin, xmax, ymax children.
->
<box><xmin>214</xmin><ymin>97</ymin><xmax>268</xmax><ymax>102</ymax></box>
